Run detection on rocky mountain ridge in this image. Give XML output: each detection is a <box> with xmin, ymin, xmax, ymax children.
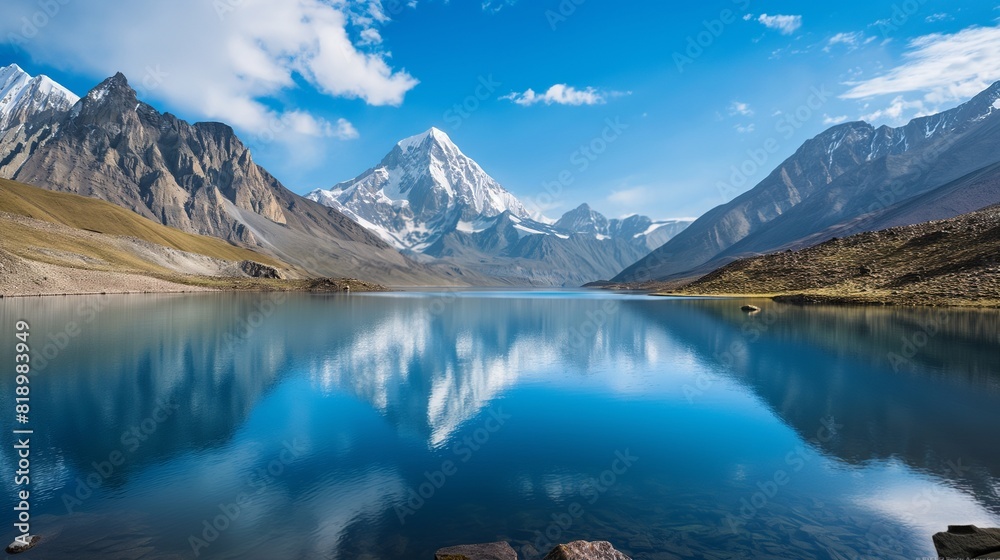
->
<box><xmin>615</xmin><ymin>81</ymin><xmax>1000</xmax><ymax>283</ymax></box>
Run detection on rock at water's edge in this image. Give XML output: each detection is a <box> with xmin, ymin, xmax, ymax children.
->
<box><xmin>6</xmin><ymin>534</ymin><xmax>41</xmax><ymax>554</ymax></box>
<box><xmin>434</xmin><ymin>541</ymin><xmax>517</xmax><ymax>560</ymax></box>
<box><xmin>239</xmin><ymin>260</ymin><xmax>282</xmax><ymax>279</ymax></box>
<box><xmin>740</xmin><ymin>304</ymin><xmax>760</xmax><ymax>312</ymax></box>
<box><xmin>542</xmin><ymin>540</ymin><xmax>632</xmax><ymax>560</ymax></box>
<box><xmin>933</xmin><ymin>525</ymin><xmax>1000</xmax><ymax>559</ymax></box>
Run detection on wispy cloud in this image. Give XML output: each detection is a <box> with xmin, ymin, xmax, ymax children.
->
<box><xmin>823</xmin><ymin>114</ymin><xmax>849</xmax><ymax>125</ymax></box>
<box><xmin>728</xmin><ymin>101</ymin><xmax>754</xmax><ymax>117</ymax></box>
<box><xmin>501</xmin><ymin>84</ymin><xmax>628</xmax><ymax>106</ymax></box>
<box><xmin>925</xmin><ymin>13</ymin><xmax>951</xmax><ymax>23</ymax></box>
<box><xmin>842</xmin><ymin>25</ymin><xmax>1000</xmax><ymax>123</ymax></box>
<box><xmin>482</xmin><ymin>0</ymin><xmax>517</xmax><ymax>14</ymax></box>
<box><xmin>607</xmin><ymin>185</ymin><xmax>653</xmax><ymax>207</ymax></box>
<box><xmin>824</xmin><ymin>32</ymin><xmax>875</xmax><ymax>52</ymax></box>
<box><xmin>858</xmin><ymin>96</ymin><xmax>929</xmax><ymax>124</ymax></box>
<box><xmin>746</xmin><ymin>13</ymin><xmax>803</xmax><ymax>35</ymax></box>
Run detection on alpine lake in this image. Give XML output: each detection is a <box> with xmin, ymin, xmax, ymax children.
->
<box><xmin>2</xmin><ymin>291</ymin><xmax>999</xmax><ymax>559</ymax></box>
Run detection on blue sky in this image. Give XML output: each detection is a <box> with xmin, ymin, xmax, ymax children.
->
<box><xmin>2</xmin><ymin>1</ymin><xmax>999</xmax><ymax>220</ymax></box>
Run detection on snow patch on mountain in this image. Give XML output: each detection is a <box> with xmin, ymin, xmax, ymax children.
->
<box><xmin>0</xmin><ymin>64</ymin><xmax>79</xmax><ymax>130</ymax></box>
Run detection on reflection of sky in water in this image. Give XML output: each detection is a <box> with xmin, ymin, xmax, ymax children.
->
<box><xmin>0</xmin><ymin>292</ymin><xmax>998</xmax><ymax>559</ymax></box>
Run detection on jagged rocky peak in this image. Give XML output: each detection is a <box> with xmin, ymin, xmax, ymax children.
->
<box><xmin>80</xmin><ymin>72</ymin><xmax>137</xmax><ymax>107</ymax></box>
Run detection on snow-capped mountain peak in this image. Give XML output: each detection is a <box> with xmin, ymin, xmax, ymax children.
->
<box><xmin>308</xmin><ymin>127</ymin><xmax>531</xmax><ymax>250</ymax></box>
<box><xmin>397</xmin><ymin>126</ymin><xmax>457</xmax><ymax>154</ymax></box>
<box><xmin>0</xmin><ymin>64</ymin><xmax>79</xmax><ymax>130</ymax></box>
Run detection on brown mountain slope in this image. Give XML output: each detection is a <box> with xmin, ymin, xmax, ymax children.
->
<box><xmin>671</xmin><ymin>204</ymin><xmax>1000</xmax><ymax>307</ymax></box>
<box><xmin>0</xmin><ymin>181</ymin><xmax>386</xmax><ymax>296</ymax></box>
<box><xmin>0</xmin><ymin>178</ymin><xmax>284</xmax><ymax>268</ymax></box>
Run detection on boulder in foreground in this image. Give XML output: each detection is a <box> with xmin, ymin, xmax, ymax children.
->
<box><xmin>933</xmin><ymin>525</ymin><xmax>1000</xmax><ymax>559</ymax></box>
<box><xmin>542</xmin><ymin>540</ymin><xmax>632</xmax><ymax>560</ymax></box>
<box><xmin>5</xmin><ymin>534</ymin><xmax>40</xmax><ymax>554</ymax></box>
<box><xmin>434</xmin><ymin>541</ymin><xmax>517</xmax><ymax>560</ymax></box>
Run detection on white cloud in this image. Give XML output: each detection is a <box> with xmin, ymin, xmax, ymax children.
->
<box><xmin>0</xmin><ymin>0</ymin><xmax>418</xmax><ymax>152</ymax></box>
<box><xmin>502</xmin><ymin>84</ymin><xmax>626</xmax><ymax>106</ymax></box>
<box><xmin>842</xmin><ymin>25</ymin><xmax>1000</xmax><ymax>123</ymax></box>
<box><xmin>728</xmin><ymin>101</ymin><xmax>754</xmax><ymax>116</ymax></box>
<box><xmin>753</xmin><ymin>13</ymin><xmax>803</xmax><ymax>35</ymax></box>
<box><xmin>332</xmin><ymin>118</ymin><xmax>361</xmax><ymax>140</ymax></box>
<box><xmin>734</xmin><ymin>123</ymin><xmax>755</xmax><ymax>134</ymax></box>
<box><xmin>858</xmin><ymin>96</ymin><xmax>930</xmax><ymax>123</ymax></box>
<box><xmin>822</xmin><ymin>114</ymin><xmax>849</xmax><ymax>125</ymax></box>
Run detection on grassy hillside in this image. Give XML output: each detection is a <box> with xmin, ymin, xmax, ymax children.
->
<box><xmin>669</xmin><ymin>204</ymin><xmax>1000</xmax><ymax>307</ymax></box>
<box><xmin>0</xmin><ymin>178</ymin><xmax>282</xmax><ymax>267</ymax></box>
<box><xmin>0</xmin><ymin>216</ymin><xmax>178</xmax><ymax>275</ymax></box>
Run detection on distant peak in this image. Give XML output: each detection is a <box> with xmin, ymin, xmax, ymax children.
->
<box><xmin>0</xmin><ymin>63</ymin><xmax>80</xmax><ymax>111</ymax></box>
<box><xmin>573</xmin><ymin>202</ymin><xmax>592</xmax><ymax>212</ymax></box>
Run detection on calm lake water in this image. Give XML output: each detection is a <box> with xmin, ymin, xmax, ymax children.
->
<box><xmin>1</xmin><ymin>291</ymin><xmax>999</xmax><ymax>559</ymax></box>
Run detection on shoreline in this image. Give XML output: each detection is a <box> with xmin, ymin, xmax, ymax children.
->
<box><xmin>647</xmin><ymin>290</ymin><xmax>1000</xmax><ymax>309</ymax></box>
<box><xmin>0</xmin><ymin>276</ymin><xmax>389</xmax><ymax>299</ymax></box>
<box><xmin>5</xmin><ymin>283</ymin><xmax>999</xmax><ymax>309</ymax></box>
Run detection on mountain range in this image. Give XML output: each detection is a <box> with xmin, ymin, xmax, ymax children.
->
<box><xmin>307</xmin><ymin>127</ymin><xmax>692</xmax><ymax>285</ymax></box>
<box><xmin>616</xmin><ymin>81</ymin><xmax>1000</xmax><ymax>283</ymax></box>
<box><xmin>3</xmin><ymin>61</ymin><xmax>1000</xmax><ymax>292</ymax></box>
<box><xmin>0</xmin><ymin>64</ymin><xmax>692</xmax><ymax>287</ymax></box>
